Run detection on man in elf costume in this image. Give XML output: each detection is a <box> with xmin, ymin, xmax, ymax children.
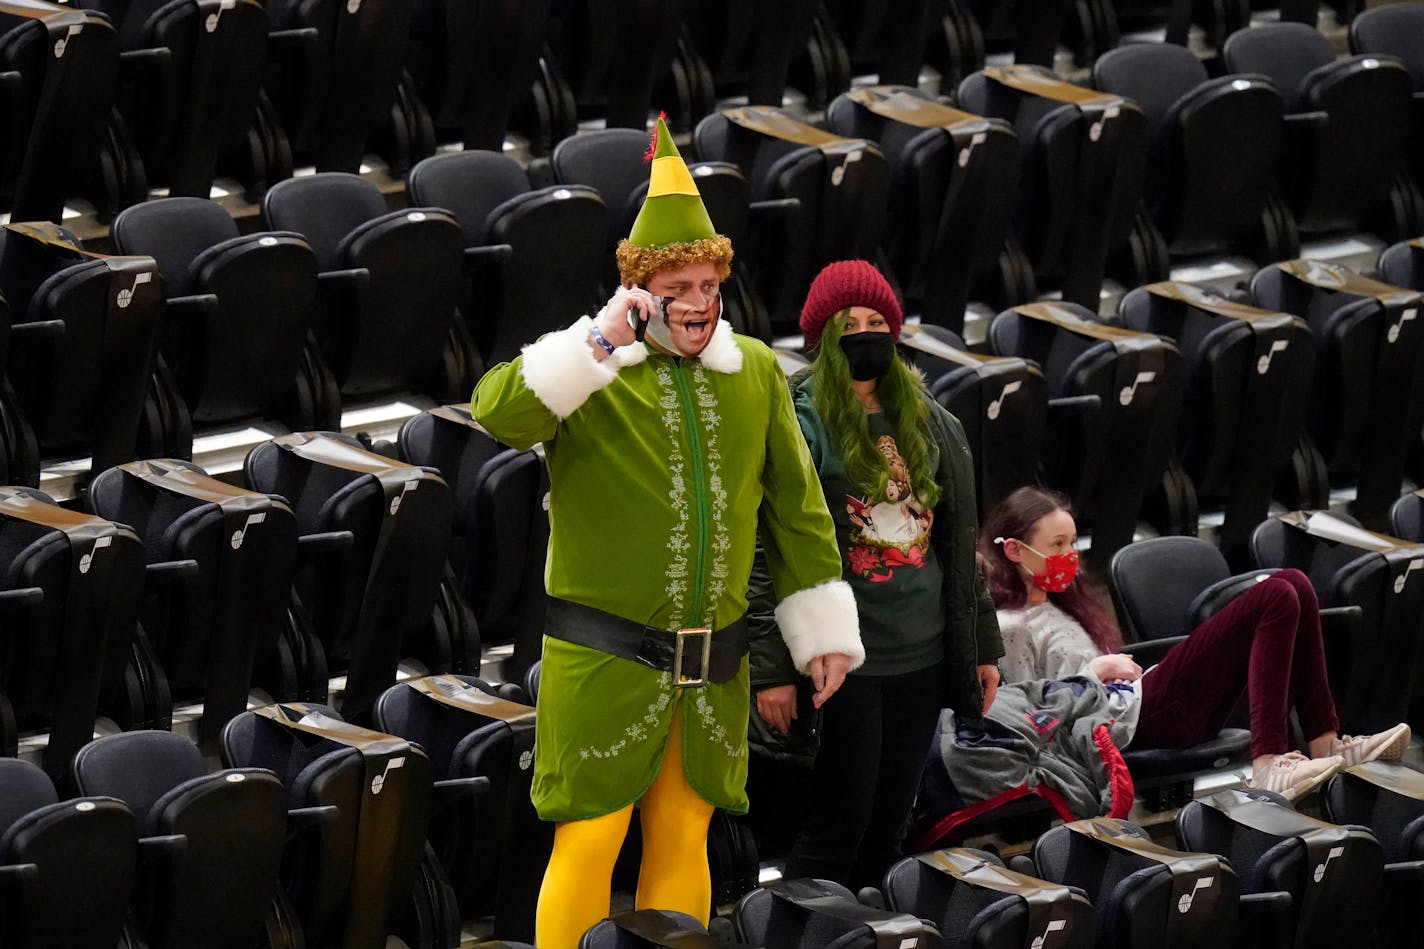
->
<box><xmin>472</xmin><ymin>116</ymin><xmax>863</xmax><ymax>946</ymax></box>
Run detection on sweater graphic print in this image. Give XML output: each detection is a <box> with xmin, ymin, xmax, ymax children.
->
<box><xmin>844</xmin><ymin>434</ymin><xmax>934</xmax><ymax>582</ymax></box>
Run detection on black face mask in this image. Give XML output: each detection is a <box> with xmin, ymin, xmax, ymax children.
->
<box><xmin>838</xmin><ymin>332</ymin><xmax>896</xmax><ymax>381</ymax></box>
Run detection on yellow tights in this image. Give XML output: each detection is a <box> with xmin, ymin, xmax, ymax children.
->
<box><xmin>535</xmin><ymin>709</ymin><xmax>714</xmax><ymax>949</ymax></box>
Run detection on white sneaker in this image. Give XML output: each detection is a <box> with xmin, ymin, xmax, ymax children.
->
<box><xmin>1250</xmin><ymin>752</ymin><xmax>1343</xmax><ymax>801</ymax></box>
<box><xmin>1334</xmin><ymin>723</ymin><xmax>1411</xmax><ymax>768</ymax></box>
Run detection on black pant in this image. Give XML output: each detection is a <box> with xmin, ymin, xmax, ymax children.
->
<box><xmin>784</xmin><ymin>661</ymin><xmax>946</xmax><ymax>890</ymax></box>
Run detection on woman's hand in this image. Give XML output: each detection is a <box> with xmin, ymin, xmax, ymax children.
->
<box><xmin>977</xmin><ymin>664</ymin><xmax>1000</xmax><ymax>715</ymax></box>
<box><xmin>756</xmin><ymin>684</ymin><xmax>798</xmax><ymax>734</ymax></box>
<box><xmin>808</xmin><ymin>652</ymin><xmax>854</xmax><ymax>707</ymax></box>
<box><xmin>1088</xmin><ymin>653</ymin><xmax>1143</xmax><ymax>684</ymax></box>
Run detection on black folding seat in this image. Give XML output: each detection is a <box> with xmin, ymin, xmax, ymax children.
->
<box><xmin>0</xmin><ymin>758</ymin><xmax>136</xmax><ymax>949</ymax></box>
<box><xmin>0</xmin><ymin>486</ymin><xmax>152</xmax><ymax>780</ymax></box>
<box><xmin>882</xmin><ymin>848</ymin><xmax>1096</xmax><ymax>949</ymax></box>
<box><xmin>682</xmin><ymin>0</ymin><xmax>817</xmax><ymax>109</ymax></box>
<box><xmin>957</xmin><ymin>65</ymin><xmax>1147</xmax><ymax>312</ymax></box>
<box><xmin>1117</xmin><ymin>282</ymin><xmax>1313</xmax><ymax>564</ymax></box>
<box><xmin>1029</xmin><ymin>818</ymin><xmax>1238</xmax><ymax>949</ymax></box>
<box><xmin>262</xmin><ymin>172</ymin><xmax>473</xmax><ymax>414</ymax></box>
<box><xmin>72</xmin><ymin>0</ymin><xmax>268</xmax><ymax>206</ymax></box>
<box><xmin>582</xmin><ymin>910</ymin><xmax>746</xmax><ymax>949</ymax></box>
<box><xmin>825</xmin><ymin>86</ymin><xmax>1019</xmax><ymax>334</ymax></box>
<box><xmin>544</xmin><ymin>0</ymin><xmax>681</xmax><ymax>130</ymax></box>
<box><xmin>397</xmin><ymin>405</ymin><xmax>548</xmax><ymax>685</ymax></box>
<box><xmin>823</xmin><ymin>0</ymin><xmax>932</xmax><ymax>87</ymax></box>
<box><xmin>734</xmin><ymin>878</ymin><xmax>942</xmax><ymax>947</ymax></box>
<box><xmin>1091</xmin><ymin>42</ymin><xmax>1289</xmax><ymax>284</ymax></box>
<box><xmin>0</xmin><ymin>1</ymin><xmax>117</xmax><ymax>223</ymax></box>
<box><xmin>1250</xmin><ymin>511</ymin><xmax>1424</xmax><ymax>736</ymax></box>
<box><xmin>1351</xmin><ymin>4</ymin><xmax>1424</xmax><ymax>201</ymax></box>
<box><xmin>0</xmin><ymin>222</ymin><xmax>163</xmax><ymax>489</ymax></box>
<box><xmin>375</xmin><ymin>673</ymin><xmax>547</xmax><ymax>942</ymax></box>
<box><xmin>1223</xmin><ymin>22</ymin><xmax>1417</xmax><ymax>242</ymax></box>
<box><xmin>259</xmin><ymin>0</ymin><xmax>417</xmax><ymax>173</ymax></box>
<box><xmin>1250</xmin><ymin>260</ymin><xmax>1424</xmax><ymax>524</ymax></box>
<box><xmin>111</xmin><ymin>197</ymin><xmax>340</xmax><ymax>451</ymax></box>
<box><xmin>987</xmin><ymin>301</ymin><xmax>1185</xmax><ymax>567</ymax></box>
<box><xmin>72</xmin><ymin>730</ymin><xmax>287</xmax><ymax>949</ymax></box>
<box><xmin>406</xmin><ymin>150</ymin><xmax>607</xmax><ymax>366</ymax></box>
<box><xmin>1379</xmin><ymin>237</ymin><xmax>1424</xmax><ymax>291</ymax></box>
<box><xmin>895</xmin><ymin>324</ymin><xmax>1046</xmax><ymax>518</ymax></box>
<box><xmin>1177</xmin><ymin>788</ymin><xmax>1381</xmax><ymax>949</ymax></box>
<box><xmin>1322</xmin><ymin>762</ymin><xmax>1424</xmax><ymax>949</ymax></box>
<box><xmin>222</xmin><ymin>702</ymin><xmax>438</xmax><ymax>949</ymax></box>
<box><xmin>693</xmin><ymin>106</ymin><xmax>889</xmax><ymax>332</ymax></box>
<box><xmin>245</xmin><ymin>431</ymin><xmax>458</xmax><ymax>724</ymax></box>
<box><xmin>922</xmin><ymin>0</ymin><xmax>985</xmax><ymax>93</ymax></box>
<box><xmin>87</xmin><ymin>458</ymin><xmax>315</xmax><ymax>746</ymax></box>
<box><xmin>785</xmin><ymin>2</ymin><xmax>852</xmax><ymax>112</ymax></box>
<box><xmin>965</xmin><ymin>0</ymin><xmax>1073</xmax><ymax>69</ymax></box>
<box><xmin>407</xmin><ymin>0</ymin><xmax>550</xmax><ymax>151</ymax></box>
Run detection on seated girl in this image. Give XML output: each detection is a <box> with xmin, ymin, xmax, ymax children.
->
<box><xmin>979</xmin><ymin>485</ymin><xmax>1411</xmax><ymax>801</ymax></box>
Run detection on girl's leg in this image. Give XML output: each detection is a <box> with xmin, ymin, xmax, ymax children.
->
<box><xmin>637</xmin><ymin>707</ymin><xmax>715</xmax><ymax>923</ymax></box>
<box><xmin>1270</xmin><ymin>569</ymin><xmax>1340</xmax><ymax>745</ymax></box>
<box><xmin>536</xmin><ymin>805</ymin><xmax>634</xmax><ymax>949</ymax></box>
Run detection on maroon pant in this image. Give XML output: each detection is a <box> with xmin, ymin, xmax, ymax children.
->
<box><xmin>1134</xmin><ymin>568</ymin><xmax>1339</xmax><ymax>758</ymax></box>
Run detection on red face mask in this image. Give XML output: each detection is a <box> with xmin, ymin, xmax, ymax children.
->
<box><xmin>1018</xmin><ymin>542</ymin><xmax>1079</xmax><ymax>593</ymax></box>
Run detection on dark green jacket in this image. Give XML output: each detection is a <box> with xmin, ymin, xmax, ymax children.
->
<box><xmin>748</xmin><ymin>367</ymin><xmax>1004</xmax><ymax>763</ymax></box>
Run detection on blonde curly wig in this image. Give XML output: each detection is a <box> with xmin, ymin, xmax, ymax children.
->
<box><xmin>615</xmin><ymin>235</ymin><xmax>734</xmax><ymax>286</ymax></box>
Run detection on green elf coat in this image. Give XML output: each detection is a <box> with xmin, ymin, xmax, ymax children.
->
<box><xmin>472</xmin><ymin>312</ymin><xmax>863</xmax><ymax>822</ymax></box>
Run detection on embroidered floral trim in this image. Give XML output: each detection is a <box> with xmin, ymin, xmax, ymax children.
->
<box><xmin>577</xmin><ymin>677</ymin><xmax>675</xmax><ymax>760</ymax></box>
<box><xmin>693</xmin><ymin>366</ymin><xmax>730</xmax><ymax>626</ymax></box>
<box><xmin>693</xmin><ymin>688</ymin><xmax>744</xmax><ymax>759</ymax></box>
<box><xmin>656</xmin><ymin>365</ymin><xmax>690</xmax><ymax>622</ymax></box>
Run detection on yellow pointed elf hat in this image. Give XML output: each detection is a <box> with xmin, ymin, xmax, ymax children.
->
<box><xmin>616</xmin><ymin>114</ymin><xmax>733</xmax><ymax>284</ymax></box>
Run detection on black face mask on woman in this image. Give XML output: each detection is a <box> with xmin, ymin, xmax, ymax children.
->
<box><xmin>838</xmin><ymin>332</ymin><xmax>896</xmax><ymax>381</ymax></box>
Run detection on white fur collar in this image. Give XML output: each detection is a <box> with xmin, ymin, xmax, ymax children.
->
<box><xmin>690</xmin><ymin>318</ymin><xmax>743</xmax><ymax>374</ymax></box>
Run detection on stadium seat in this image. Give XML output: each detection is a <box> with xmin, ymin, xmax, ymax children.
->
<box><xmin>545</xmin><ymin>0</ymin><xmax>681</xmax><ymax>130</ymax></box>
<box><xmin>1117</xmin><ymin>282</ymin><xmax>1313</xmax><ymax>562</ymax></box>
<box><xmin>0</xmin><ymin>758</ymin><xmax>136</xmax><ymax>949</ymax></box>
<box><xmin>825</xmin><ymin>86</ymin><xmax>1020</xmax><ymax>334</ymax></box>
<box><xmin>0</xmin><ymin>222</ymin><xmax>163</xmax><ymax>488</ymax></box>
<box><xmin>583</xmin><ymin>909</ymin><xmax>756</xmax><ymax>948</ymax></box>
<box><xmin>1250</xmin><ymin>260</ymin><xmax>1424</xmax><ymax>525</ymax></box>
<box><xmin>734</xmin><ymin>877</ymin><xmax>942</xmax><ymax>947</ymax></box>
<box><xmin>823</xmin><ymin>0</ymin><xmax>933</xmax><ymax>87</ymax></box>
<box><xmin>1223</xmin><ymin>21</ymin><xmax>1416</xmax><ymax>242</ymax></box>
<box><xmin>957</xmin><ymin>65</ymin><xmax>1146</xmax><ymax>312</ymax></box>
<box><xmin>682</xmin><ymin>0</ymin><xmax>817</xmax><ymax>108</ymax></box>
<box><xmin>1091</xmin><ymin>42</ymin><xmax>1290</xmax><ymax>279</ymax></box>
<box><xmin>243</xmin><ymin>432</ymin><xmax>457</xmax><ymax>724</ymax></box>
<box><xmin>375</xmin><ymin>673</ymin><xmax>547</xmax><ymax>941</ymax></box>
<box><xmin>882</xmin><ymin>848</ymin><xmax>1096</xmax><ymax>949</ymax></box>
<box><xmin>1379</xmin><ymin>237</ymin><xmax>1424</xmax><ymax>291</ymax></box>
<box><xmin>1250</xmin><ymin>511</ymin><xmax>1424</xmax><ymax>736</ymax></box>
<box><xmin>1390</xmin><ymin>488</ymin><xmax>1424</xmax><ymax>543</ymax></box>
<box><xmin>966</xmin><ymin>0</ymin><xmax>1073</xmax><ymax>68</ymax></box>
<box><xmin>987</xmin><ymin>301</ymin><xmax>1185</xmax><ymax>567</ymax></box>
<box><xmin>221</xmin><ymin>702</ymin><xmax>436</xmax><ymax>949</ymax></box>
<box><xmin>87</xmin><ymin>458</ymin><xmax>312</xmax><ymax>745</ymax></box>
<box><xmin>406</xmin><ymin>149</ymin><xmax>608</xmax><ymax>366</ymax></box>
<box><xmin>71</xmin><ymin>730</ymin><xmax>288</xmax><ymax>949</ymax></box>
<box><xmin>785</xmin><ymin>3</ymin><xmax>852</xmax><ymax>111</ymax></box>
<box><xmin>1351</xmin><ymin>3</ymin><xmax>1424</xmax><ymax>202</ymax></box>
<box><xmin>110</xmin><ymin>197</ymin><xmax>340</xmax><ymax>444</ymax></box>
<box><xmin>923</xmin><ymin>0</ymin><xmax>985</xmax><ymax>92</ymax></box>
<box><xmin>1177</xmin><ymin>788</ymin><xmax>1382</xmax><ymax>949</ymax></box>
<box><xmin>397</xmin><ymin>405</ymin><xmax>547</xmax><ymax>684</ymax></box>
<box><xmin>693</xmin><ymin>106</ymin><xmax>889</xmax><ymax>333</ymax></box>
<box><xmin>262</xmin><ymin>172</ymin><xmax>474</xmax><ymax>411</ymax></box>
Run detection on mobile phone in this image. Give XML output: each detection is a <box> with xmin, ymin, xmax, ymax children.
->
<box><xmin>626</xmin><ymin>293</ymin><xmax>673</xmax><ymax>343</ymax></box>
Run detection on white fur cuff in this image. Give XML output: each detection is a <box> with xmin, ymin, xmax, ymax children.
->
<box><xmin>519</xmin><ymin>316</ymin><xmax>619</xmax><ymax>420</ymax></box>
<box><xmin>774</xmin><ymin>579</ymin><xmax>865</xmax><ymax>674</ymax></box>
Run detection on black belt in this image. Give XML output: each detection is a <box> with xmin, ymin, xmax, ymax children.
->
<box><xmin>545</xmin><ymin>597</ymin><xmax>749</xmax><ymax>687</ymax></box>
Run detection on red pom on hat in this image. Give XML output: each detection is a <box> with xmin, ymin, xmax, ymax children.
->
<box><xmin>799</xmin><ymin>260</ymin><xmax>903</xmax><ymax>349</ymax></box>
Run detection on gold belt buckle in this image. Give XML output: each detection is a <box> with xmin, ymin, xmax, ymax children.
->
<box><xmin>673</xmin><ymin>627</ymin><xmax>713</xmax><ymax>688</ymax></box>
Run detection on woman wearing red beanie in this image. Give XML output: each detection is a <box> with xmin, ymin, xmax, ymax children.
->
<box><xmin>747</xmin><ymin>259</ymin><xmax>1004</xmax><ymax>888</ymax></box>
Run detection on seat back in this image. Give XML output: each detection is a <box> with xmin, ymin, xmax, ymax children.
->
<box><xmin>1177</xmin><ymin>789</ymin><xmax>1382</xmax><ymax>949</ymax></box>
<box><xmin>988</xmin><ymin>302</ymin><xmax>1184</xmax><ymax>565</ymax></box>
<box><xmin>1109</xmin><ymin>536</ymin><xmax>1232</xmax><ymax>644</ymax></box>
<box><xmin>0</xmin><ymin>758</ymin><xmax>136</xmax><ymax>949</ymax></box>
<box><xmin>1379</xmin><ymin>238</ymin><xmax>1424</xmax><ymax>291</ymax></box>
<box><xmin>1323</xmin><ymin>762</ymin><xmax>1424</xmax><ymax>864</ymax></box>
<box><xmin>581</xmin><ymin>909</ymin><xmax>747</xmax><ymax>949</ymax></box>
<box><xmin>883</xmin><ymin>848</ymin><xmax>1096</xmax><ymax>949</ymax></box>
<box><xmin>1032</xmin><ymin>818</ymin><xmax>1237</xmax><ymax>949</ymax></box>
<box><xmin>551</xmin><ymin>127</ymin><xmax>654</xmax><ymax>255</ymax></box>
<box><xmin>735</xmin><ymin>877</ymin><xmax>942</xmax><ymax>948</ymax></box>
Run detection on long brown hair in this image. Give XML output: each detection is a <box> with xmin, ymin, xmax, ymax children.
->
<box><xmin>978</xmin><ymin>486</ymin><xmax>1122</xmax><ymax>652</ymax></box>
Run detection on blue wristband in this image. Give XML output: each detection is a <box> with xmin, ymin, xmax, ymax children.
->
<box><xmin>590</xmin><ymin>325</ymin><xmax>617</xmax><ymax>356</ymax></box>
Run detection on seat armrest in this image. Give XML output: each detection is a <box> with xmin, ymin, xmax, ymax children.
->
<box><xmin>118</xmin><ymin>46</ymin><xmax>172</xmax><ymax>80</ymax></box>
<box><xmin>0</xmin><ymin>586</ymin><xmax>43</xmax><ymax>612</ymax></box>
<box><xmin>1239</xmin><ymin>890</ymin><xmax>1293</xmax><ymax>949</ymax></box>
<box><xmin>1384</xmin><ymin>859</ymin><xmax>1424</xmax><ymax>882</ymax></box>
<box><xmin>285</xmin><ymin>804</ymin><xmax>338</xmax><ymax>843</ymax></box>
<box><xmin>296</xmin><ymin>530</ymin><xmax>354</xmax><ymax>566</ymax></box>
<box><xmin>164</xmin><ymin>294</ymin><xmax>221</xmax><ymax>322</ymax></box>
<box><xmin>0</xmin><ymin>862</ymin><xmax>38</xmax><ymax>889</ymax></box>
<box><xmin>747</xmin><ymin>197</ymin><xmax>801</xmax><ymax>217</ymax></box>
<box><xmin>145</xmin><ymin>559</ymin><xmax>200</xmax><ymax>586</ymax></box>
<box><xmin>432</xmin><ymin>776</ymin><xmax>492</xmax><ymax>815</ymax></box>
<box><xmin>266</xmin><ymin>26</ymin><xmax>322</xmax><ymax>60</ymax></box>
<box><xmin>136</xmin><ymin>833</ymin><xmax>187</xmax><ymax>867</ymax></box>
<box><xmin>10</xmin><ymin>320</ymin><xmax>65</xmax><ymax>340</ymax></box>
<box><xmin>1121</xmin><ymin>635</ymin><xmax>1186</xmax><ymax>667</ymax></box>
<box><xmin>316</xmin><ymin>268</ymin><xmax>370</xmax><ymax>291</ymax></box>
<box><xmin>1318</xmin><ymin>605</ymin><xmax>1362</xmax><ymax>639</ymax></box>
<box><xmin>1046</xmin><ymin>393</ymin><xmax>1102</xmax><ymax>420</ymax></box>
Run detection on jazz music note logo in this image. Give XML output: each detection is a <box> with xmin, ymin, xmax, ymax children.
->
<box><xmin>1178</xmin><ymin>876</ymin><xmax>1213</xmax><ymax>913</ymax></box>
<box><xmin>389</xmin><ymin>480</ymin><xmax>419</xmax><ymax>516</ymax></box>
<box><xmin>830</xmin><ymin>149</ymin><xmax>863</xmax><ymax>186</ymax></box>
<box><xmin>205</xmin><ymin>0</ymin><xmax>236</xmax><ymax>32</ymax></box>
<box><xmin>79</xmin><ymin>535</ymin><xmax>112</xmax><ymax>575</ymax></box>
<box><xmin>987</xmin><ymin>380</ymin><xmax>1021</xmax><ymax>420</ymax></box>
<box><xmin>1313</xmin><ymin>846</ymin><xmax>1345</xmax><ymax>883</ymax></box>
<box><xmin>1030</xmin><ymin>919</ymin><xmax>1066</xmax><ymax>949</ymax></box>
<box><xmin>1118</xmin><ymin>371</ymin><xmax>1156</xmax><ymax>406</ymax></box>
<box><xmin>958</xmin><ymin>131</ymin><xmax>987</xmax><ymax>168</ymax></box>
<box><xmin>1388</xmin><ymin>307</ymin><xmax>1417</xmax><ymax>345</ymax></box>
<box><xmin>1395</xmin><ymin>558</ymin><xmax>1424</xmax><ymax>595</ymax></box>
<box><xmin>53</xmin><ymin>24</ymin><xmax>83</xmax><ymax>59</ymax></box>
<box><xmin>116</xmin><ymin>272</ymin><xmax>153</xmax><ymax>309</ymax></box>
<box><xmin>230</xmin><ymin>512</ymin><xmax>267</xmax><ymax>550</ymax></box>
<box><xmin>1257</xmin><ymin>339</ymin><xmax>1289</xmax><ymax>375</ymax></box>
<box><xmin>370</xmin><ymin>756</ymin><xmax>406</xmax><ymax>795</ymax></box>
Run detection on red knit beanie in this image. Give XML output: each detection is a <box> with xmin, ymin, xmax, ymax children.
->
<box><xmin>799</xmin><ymin>260</ymin><xmax>903</xmax><ymax>349</ymax></box>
